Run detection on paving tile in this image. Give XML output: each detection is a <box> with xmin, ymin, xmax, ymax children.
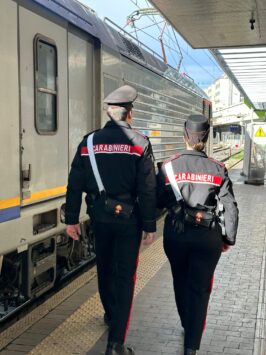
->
<box><xmin>0</xmin><ymin>351</ymin><xmax>28</xmax><ymax>355</ymax></box>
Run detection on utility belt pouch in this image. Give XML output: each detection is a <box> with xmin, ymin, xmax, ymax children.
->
<box><xmin>91</xmin><ymin>195</ymin><xmax>134</xmax><ymax>219</ymax></box>
<box><xmin>104</xmin><ymin>197</ymin><xmax>134</xmax><ymax>219</ymax></box>
<box><xmin>184</xmin><ymin>207</ymin><xmax>214</xmax><ymax>228</ymax></box>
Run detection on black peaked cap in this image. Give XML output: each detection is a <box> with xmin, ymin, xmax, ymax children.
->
<box><xmin>104</xmin><ymin>85</ymin><xmax>137</xmax><ymax>106</ymax></box>
<box><xmin>185</xmin><ymin>114</ymin><xmax>210</xmax><ymax>133</ymax></box>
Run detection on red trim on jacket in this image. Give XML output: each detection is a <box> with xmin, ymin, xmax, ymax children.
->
<box><xmin>133</xmin><ymin>129</ymin><xmax>148</xmax><ymax>138</ymax></box>
<box><xmin>208</xmin><ymin>157</ymin><xmax>225</xmax><ymax>167</ymax></box>
<box><xmin>164</xmin><ymin>152</ymin><xmax>181</xmax><ymax>164</ymax></box>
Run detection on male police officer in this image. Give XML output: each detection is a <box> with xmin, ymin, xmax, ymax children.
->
<box><xmin>65</xmin><ymin>85</ymin><xmax>156</xmax><ymax>355</ymax></box>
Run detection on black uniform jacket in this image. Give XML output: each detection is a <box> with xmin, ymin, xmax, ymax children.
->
<box><xmin>157</xmin><ymin>150</ymin><xmax>238</xmax><ymax>245</ymax></box>
<box><xmin>65</xmin><ymin>120</ymin><xmax>156</xmax><ymax>232</ymax></box>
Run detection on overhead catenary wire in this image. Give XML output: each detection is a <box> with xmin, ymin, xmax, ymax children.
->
<box><xmin>130</xmin><ymin>0</ymin><xmax>182</xmax><ymax>51</ymax></box>
<box><xmin>131</xmin><ymin>23</ymin><xmax>217</xmax><ymax>80</ymax></box>
<box><xmin>132</xmin><ymin>22</ymin><xmax>139</xmax><ymax>40</ymax></box>
<box><xmin>128</xmin><ymin>20</ymin><xmax>165</xmax><ymax>34</ymax></box>
<box><xmin>164</xmin><ymin>33</ymin><xmax>218</xmax><ymax>79</ymax></box>
<box><xmin>129</xmin><ymin>0</ymin><xmax>182</xmax><ymax>63</ymax></box>
<box><xmin>143</xmin><ymin>0</ymin><xmax>182</xmax><ymax>66</ymax></box>
<box><xmin>165</xmin><ymin>24</ymin><xmax>181</xmax><ymax>68</ymax></box>
<box><xmin>181</xmin><ymin>62</ymin><xmax>188</xmax><ymax>74</ymax></box>
<box><xmin>144</xmin><ymin>0</ymin><xmax>163</xmax><ymax>30</ymax></box>
<box><xmin>203</xmin><ymin>49</ymin><xmax>222</xmax><ymax>72</ymax></box>
<box><xmin>164</xmin><ymin>24</ymin><xmax>179</xmax><ymax>67</ymax></box>
<box><xmin>132</xmin><ymin>26</ymin><xmax>184</xmax><ymax>61</ymax></box>
<box><xmin>128</xmin><ymin>0</ymin><xmax>219</xmax><ymax>81</ymax></box>
<box><xmin>171</xmin><ymin>27</ymin><xmax>183</xmax><ymax>72</ymax></box>
<box><xmin>129</xmin><ymin>1</ymin><xmax>186</xmax><ymax>59</ymax></box>
<box><xmin>141</xmin><ymin>15</ymin><xmax>208</xmax><ymax>77</ymax></box>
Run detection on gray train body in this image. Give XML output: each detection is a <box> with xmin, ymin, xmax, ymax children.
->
<box><xmin>0</xmin><ymin>0</ymin><xmax>211</xmax><ymax>319</ymax></box>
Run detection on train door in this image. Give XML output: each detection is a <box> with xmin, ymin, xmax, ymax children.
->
<box><xmin>19</xmin><ymin>7</ymin><xmax>68</xmax><ymax>204</ymax></box>
<box><xmin>0</xmin><ymin>0</ymin><xmax>20</xmax><ymax>223</ymax></box>
<box><xmin>68</xmin><ymin>30</ymin><xmax>95</xmax><ymax>164</ymax></box>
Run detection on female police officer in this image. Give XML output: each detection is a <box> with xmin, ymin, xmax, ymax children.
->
<box><xmin>157</xmin><ymin>114</ymin><xmax>238</xmax><ymax>355</ymax></box>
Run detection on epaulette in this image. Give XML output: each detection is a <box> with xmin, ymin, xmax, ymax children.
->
<box><xmin>164</xmin><ymin>152</ymin><xmax>181</xmax><ymax>164</ymax></box>
<box><xmin>208</xmin><ymin>156</ymin><xmax>225</xmax><ymax>167</ymax></box>
<box><xmin>83</xmin><ymin>129</ymin><xmax>100</xmax><ymax>139</ymax></box>
<box><xmin>132</xmin><ymin>129</ymin><xmax>148</xmax><ymax>140</ymax></box>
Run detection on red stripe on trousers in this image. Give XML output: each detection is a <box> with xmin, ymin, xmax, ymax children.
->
<box><xmin>123</xmin><ymin>250</ymin><xmax>140</xmax><ymax>342</ymax></box>
<box><xmin>203</xmin><ymin>275</ymin><xmax>214</xmax><ymax>332</ymax></box>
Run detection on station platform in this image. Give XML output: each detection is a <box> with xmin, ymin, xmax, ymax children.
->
<box><xmin>1</xmin><ymin>162</ymin><xmax>266</xmax><ymax>355</ymax></box>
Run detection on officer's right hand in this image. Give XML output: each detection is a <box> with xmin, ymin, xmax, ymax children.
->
<box><xmin>66</xmin><ymin>224</ymin><xmax>81</xmax><ymax>241</ymax></box>
<box><xmin>142</xmin><ymin>232</ymin><xmax>155</xmax><ymax>245</ymax></box>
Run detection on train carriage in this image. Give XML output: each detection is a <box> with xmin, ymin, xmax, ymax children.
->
<box><xmin>0</xmin><ymin>0</ymin><xmax>211</xmax><ymax>320</ymax></box>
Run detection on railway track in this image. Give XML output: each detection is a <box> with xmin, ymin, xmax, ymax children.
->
<box><xmin>213</xmin><ymin>145</ymin><xmax>243</xmax><ymax>164</ymax></box>
<box><xmin>213</xmin><ymin>146</ymin><xmax>232</xmax><ymax>162</ymax></box>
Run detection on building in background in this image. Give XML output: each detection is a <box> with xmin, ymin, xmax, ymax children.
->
<box><xmin>204</xmin><ymin>74</ymin><xmax>242</xmax><ymax>112</ymax></box>
<box><xmin>204</xmin><ymin>74</ymin><xmax>259</xmax><ymax>127</ymax></box>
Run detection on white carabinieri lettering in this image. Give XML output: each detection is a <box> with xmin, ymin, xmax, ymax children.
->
<box><xmin>93</xmin><ymin>144</ymin><xmax>138</xmax><ymax>155</ymax></box>
<box><xmin>166</xmin><ymin>172</ymin><xmax>221</xmax><ymax>186</ymax></box>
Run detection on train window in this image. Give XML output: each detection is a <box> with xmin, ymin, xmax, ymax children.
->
<box><xmin>34</xmin><ymin>35</ymin><xmax>57</xmax><ymax>134</ymax></box>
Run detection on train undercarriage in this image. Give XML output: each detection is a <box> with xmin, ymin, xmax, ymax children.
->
<box><xmin>0</xmin><ymin>221</ymin><xmax>95</xmax><ymax>322</ymax></box>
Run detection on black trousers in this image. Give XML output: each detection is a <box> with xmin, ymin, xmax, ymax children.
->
<box><xmin>94</xmin><ymin>220</ymin><xmax>142</xmax><ymax>344</ymax></box>
<box><xmin>163</xmin><ymin>215</ymin><xmax>223</xmax><ymax>350</ymax></box>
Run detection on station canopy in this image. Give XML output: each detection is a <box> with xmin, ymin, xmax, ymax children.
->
<box><xmin>149</xmin><ymin>0</ymin><xmax>266</xmax><ymax>110</ymax></box>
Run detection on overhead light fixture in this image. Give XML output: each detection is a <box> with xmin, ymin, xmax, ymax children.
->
<box><xmin>250</xmin><ymin>12</ymin><xmax>255</xmax><ymax>30</ymax></box>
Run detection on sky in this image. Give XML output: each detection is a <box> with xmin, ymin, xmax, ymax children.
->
<box><xmin>79</xmin><ymin>0</ymin><xmax>223</xmax><ymax>88</ymax></box>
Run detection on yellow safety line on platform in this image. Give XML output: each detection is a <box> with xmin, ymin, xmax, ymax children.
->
<box><xmin>29</xmin><ymin>236</ymin><xmax>168</xmax><ymax>355</ymax></box>
<box><xmin>0</xmin><ymin>268</ymin><xmax>97</xmax><ymax>351</ymax></box>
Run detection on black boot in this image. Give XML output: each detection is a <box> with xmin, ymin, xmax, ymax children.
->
<box><xmin>105</xmin><ymin>342</ymin><xmax>135</xmax><ymax>355</ymax></box>
<box><xmin>184</xmin><ymin>348</ymin><xmax>197</xmax><ymax>355</ymax></box>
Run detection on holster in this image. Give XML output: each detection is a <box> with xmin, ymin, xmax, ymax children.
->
<box><xmin>168</xmin><ymin>202</ymin><xmax>185</xmax><ymax>234</ymax></box>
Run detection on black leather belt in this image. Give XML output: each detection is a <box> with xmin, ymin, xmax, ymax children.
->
<box><xmin>90</xmin><ymin>192</ymin><xmax>136</xmax><ymax>203</ymax></box>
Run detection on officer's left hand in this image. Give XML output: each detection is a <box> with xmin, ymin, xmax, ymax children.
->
<box><xmin>142</xmin><ymin>232</ymin><xmax>155</xmax><ymax>245</ymax></box>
